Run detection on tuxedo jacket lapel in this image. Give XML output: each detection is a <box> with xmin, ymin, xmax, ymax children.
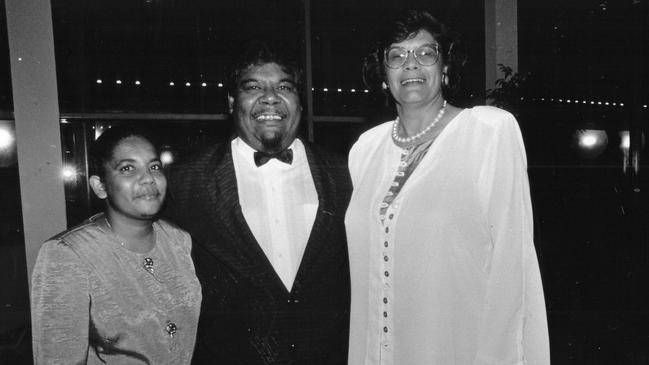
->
<box><xmin>197</xmin><ymin>141</ymin><xmax>344</xmax><ymax>296</ymax></box>
<box><xmin>293</xmin><ymin>144</ymin><xmax>340</xmax><ymax>289</ymax></box>
<box><xmin>203</xmin><ymin>143</ymin><xmax>289</xmax><ymax>295</ymax></box>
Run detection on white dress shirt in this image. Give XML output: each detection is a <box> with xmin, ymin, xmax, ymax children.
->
<box><xmin>345</xmin><ymin>106</ymin><xmax>549</xmax><ymax>364</ymax></box>
<box><xmin>232</xmin><ymin>137</ymin><xmax>318</xmax><ymax>291</ymax></box>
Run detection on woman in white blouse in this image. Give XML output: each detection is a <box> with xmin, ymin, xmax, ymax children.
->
<box><xmin>345</xmin><ymin>10</ymin><xmax>549</xmax><ymax>365</ymax></box>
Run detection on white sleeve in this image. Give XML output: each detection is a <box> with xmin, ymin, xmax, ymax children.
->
<box><xmin>347</xmin><ymin>139</ymin><xmax>363</xmax><ymax>189</ymax></box>
<box><xmin>474</xmin><ymin>114</ymin><xmax>549</xmax><ymax>365</ymax></box>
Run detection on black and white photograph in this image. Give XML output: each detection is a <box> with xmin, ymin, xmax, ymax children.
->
<box><xmin>0</xmin><ymin>0</ymin><xmax>647</xmax><ymax>363</ymax></box>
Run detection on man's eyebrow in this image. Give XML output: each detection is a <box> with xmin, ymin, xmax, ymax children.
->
<box><xmin>239</xmin><ymin>78</ymin><xmax>259</xmax><ymax>85</ymax></box>
<box><xmin>239</xmin><ymin>78</ymin><xmax>295</xmax><ymax>84</ymax></box>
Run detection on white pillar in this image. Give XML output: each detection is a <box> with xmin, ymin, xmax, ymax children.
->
<box><xmin>5</xmin><ymin>0</ymin><xmax>66</xmax><ymax>285</ymax></box>
<box><xmin>485</xmin><ymin>0</ymin><xmax>518</xmax><ymax>93</ymax></box>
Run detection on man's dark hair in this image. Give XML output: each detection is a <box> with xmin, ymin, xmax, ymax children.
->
<box><xmin>89</xmin><ymin>125</ymin><xmax>158</xmax><ymax>180</ymax></box>
<box><xmin>226</xmin><ymin>40</ymin><xmax>305</xmax><ymax>101</ymax></box>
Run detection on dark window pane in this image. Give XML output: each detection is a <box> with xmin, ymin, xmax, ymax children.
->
<box><xmin>0</xmin><ymin>0</ymin><xmax>13</xmax><ymax>111</ymax></box>
<box><xmin>310</xmin><ymin>0</ymin><xmax>485</xmax><ymax>117</ymax></box>
<box><xmin>518</xmin><ymin>1</ymin><xmax>649</xmax><ymax>362</ymax></box>
<box><xmin>0</xmin><ymin>3</ymin><xmax>29</xmax><ymax>358</ymax></box>
<box><xmin>52</xmin><ymin>0</ymin><xmax>304</xmax><ymax>113</ymax></box>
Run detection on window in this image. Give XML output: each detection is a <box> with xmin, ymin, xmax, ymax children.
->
<box><xmin>0</xmin><ymin>1</ymin><xmax>31</xmax><ymax>362</ymax></box>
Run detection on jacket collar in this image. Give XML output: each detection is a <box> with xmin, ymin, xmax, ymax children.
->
<box><xmin>202</xmin><ymin>139</ymin><xmax>340</xmax><ymax>295</ymax></box>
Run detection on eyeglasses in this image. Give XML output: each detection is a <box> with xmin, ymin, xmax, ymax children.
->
<box><xmin>384</xmin><ymin>44</ymin><xmax>440</xmax><ymax>69</ymax></box>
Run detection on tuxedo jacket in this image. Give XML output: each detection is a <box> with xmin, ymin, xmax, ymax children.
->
<box><xmin>164</xmin><ymin>140</ymin><xmax>351</xmax><ymax>365</ymax></box>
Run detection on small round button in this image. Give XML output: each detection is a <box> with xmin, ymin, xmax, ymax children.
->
<box><xmin>165</xmin><ymin>322</ymin><xmax>177</xmax><ymax>337</ymax></box>
<box><xmin>143</xmin><ymin>257</ymin><xmax>154</xmax><ymax>273</ymax></box>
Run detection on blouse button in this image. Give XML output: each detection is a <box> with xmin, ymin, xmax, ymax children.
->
<box><xmin>165</xmin><ymin>322</ymin><xmax>177</xmax><ymax>337</ymax></box>
<box><xmin>389</xmin><ymin>214</ymin><xmax>394</xmax><ymax>219</ymax></box>
<box><xmin>384</xmin><ymin>271</ymin><xmax>390</xmax><ymax>277</ymax></box>
<box><xmin>384</xmin><ymin>256</ymin><xmax>389</xmax><ymax>262</ymax></box>
<box><xmin>384</xmin><ymin>241</ymin><xmax>388</xmax><ymax>247</ymax></box>
<box><xmin>383</xmin><ymin>311</ymin><xmax>388</xmax><ymax>317</ymax></box>
<box><xmin>385</xmin><ymin>227</ymin><xmax>389</xmax><ymax>233</ymax></box>
<box><xmin>383</xmin><ymin>297</ymin><xmax>388</xmax><ymax>304</ymax></box>
<box><xmin>143</xmin><ymin>257</ymin><xmax>154</xmax><ymax>273</ymax></box>
<box><xmin>383</xmin><ymin>326</ymin><xmax>389</xmax><ymax>333</ymax></box>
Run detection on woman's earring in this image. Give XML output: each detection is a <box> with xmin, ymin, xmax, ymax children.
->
<box><xmin>442</xmin><ymin>73</ymin><xmax>449</xmax><ymax>87</ymax></box>
<box><xmin>381</xmin><ymin>81</ymin><xmax>388</xmax><ymax>90</ymax></box>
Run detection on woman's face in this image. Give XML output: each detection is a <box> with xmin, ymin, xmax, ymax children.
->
<box><xmin>385</xmin><ymin>30</ymin><xmax>446</xmax><ymax>108</ymax></box>
<box><xmin>93</xmin><ymin>136</ymin><xmax>167</xmax><ymax>222</ymax></box>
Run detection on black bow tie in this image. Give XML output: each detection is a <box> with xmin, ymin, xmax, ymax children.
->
<box><xmin>254</xmin><ymin>148</ymin><xmax>294</xmax><ymax>167</ymax></box>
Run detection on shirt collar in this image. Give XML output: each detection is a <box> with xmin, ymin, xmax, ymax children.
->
<box><xmin>232</xmin><ymin>137</ymin><xmax>303</xmax><ymax>168</ymax></box>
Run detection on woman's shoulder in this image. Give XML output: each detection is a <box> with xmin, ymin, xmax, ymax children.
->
<box><xmin>357</xmin><ymin>120</ymin><xmax>393</xmax><ymax>141</ymax></box>
<box><xmin>36</xmin><ymin>216</ymin><xmax>109</xmax><ymax>271</ymax></box>
<box><xmin>464</xmin><ymin>105</ymin><xmax>517</xmax><ymax>128</ymax></box>
<box><xmin>156</xmin><ymin>218</ymin><xmax>189</xmax><ymax>237</ymax></box>
<box><xmin>45</xmin><ymin>214</ymin><xmax>106</xmax><ymax>251</ymax></box>
<box><xmin>351</xmin><ymin>121</ymin><xmax>393</xmax><ymax>153</ymax></box>
<box><xmin>460</xmin><ymin>106</ymin><xmax>525</xmax><ymax>156</ymax></box>
<box><xmin>155</xmin><ymin>218</ymin><xmax>192</xmax><ymax>252</ymax></box>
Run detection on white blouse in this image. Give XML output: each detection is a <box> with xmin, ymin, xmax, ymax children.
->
<box><xmin>345</xmin><ymin>106</ymin><xmax>549</xmax><ymax>365</ymax></box>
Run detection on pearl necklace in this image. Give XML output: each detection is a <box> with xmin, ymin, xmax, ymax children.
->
<box><xmin>392</xmin><ymin>100</ymin><xmax>447</xmax><ymax>144</ymax></box>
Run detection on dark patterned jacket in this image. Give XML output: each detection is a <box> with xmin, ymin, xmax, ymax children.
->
<box><xmin>164</xmin><ymin>139</ymin><xmax>351</xmax><ymax>365</ymax></box>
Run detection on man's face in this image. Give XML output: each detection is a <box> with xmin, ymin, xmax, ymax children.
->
<box><xmin>229</xmin><ymin>62</ymin><xmax>302</xmax><ymax>153</ymax></box>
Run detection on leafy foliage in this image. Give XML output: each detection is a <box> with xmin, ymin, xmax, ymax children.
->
<box><xmin>486</xmin><ymin>64</ymin><xmax>532</xmax><ymax>114</ymax></box>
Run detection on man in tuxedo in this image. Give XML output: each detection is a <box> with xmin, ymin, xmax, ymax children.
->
<box><xmin>165</xmin><ymin>41</ymin><xmax>351</xmax><ymax>364</ymax></box>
